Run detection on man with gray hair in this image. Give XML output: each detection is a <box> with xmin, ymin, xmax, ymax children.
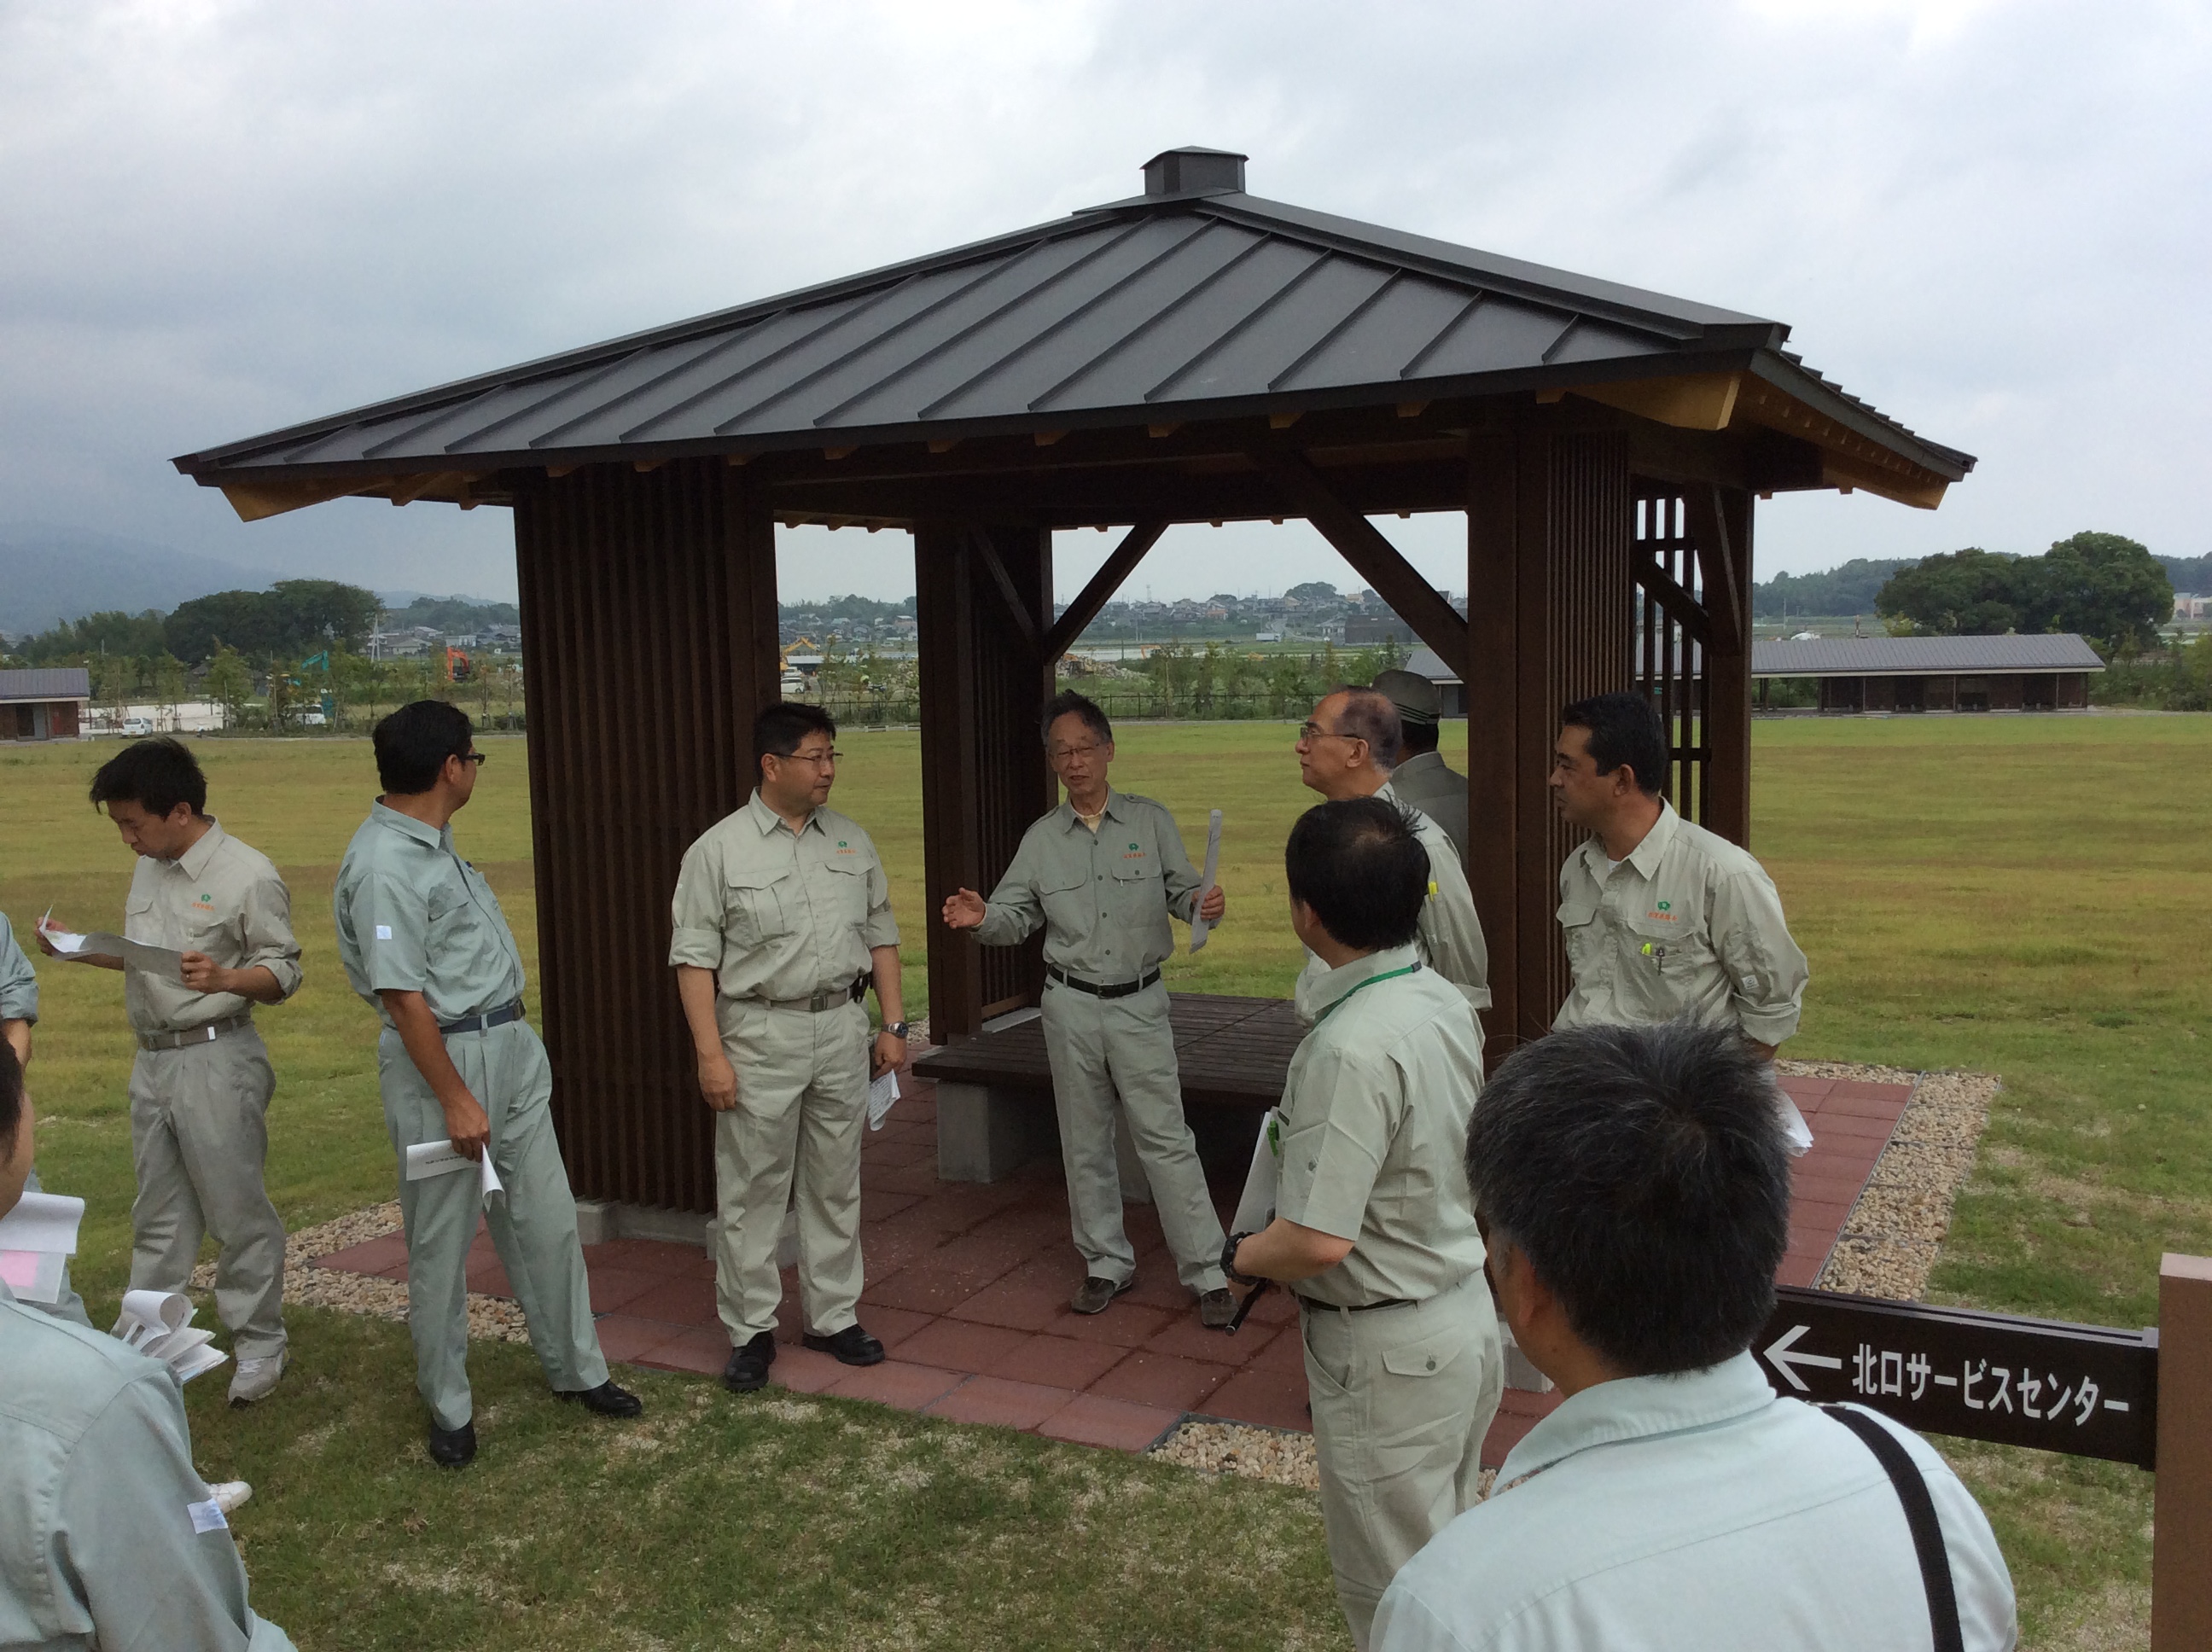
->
<box><xmin>1294</xmin><ymin>687</ymin><xmax>1487</xmax><ymax>1022</ymax></box>
<box><xmin>1374</xmin><ymin>1020</ymin><xmax>2015</xmax><ymax>1651</ymax></box>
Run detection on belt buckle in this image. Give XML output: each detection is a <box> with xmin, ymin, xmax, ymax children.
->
<box><xmin>808</xmin><ymin>987</ymin><xmax>831</xmax><ymax>1012</ymax></box>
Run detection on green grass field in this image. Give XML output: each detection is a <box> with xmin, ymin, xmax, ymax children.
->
<box><xmin>4</xmin><ymin>714</ymin><xmax>2206</xmax><ymax>1649</ymax></box>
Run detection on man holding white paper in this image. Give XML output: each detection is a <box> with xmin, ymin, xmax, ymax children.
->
<box><xmin>38</xmin><ymin>738</ymin><xmax>300</xmax><ymax>1405</ymax></box>
<box><xmin>335</xmin><ymin>701</ymin><xmax>639</xmax><ymax>1468</ymax></box>
<box><xmin>940</xmin><ymin>691</ymin><xmax>1234</xmax><ymax>1328</ymax></box>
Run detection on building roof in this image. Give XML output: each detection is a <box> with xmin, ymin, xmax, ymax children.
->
<box><xmin>1752</xmin><ymin>634</ymin><xmax>2105</xmax><ymax>678</ymax></box>
<box><xmin>0</xmin><ymin>667</ymin><xmax>90</xmax><ymax>701</ymax></box>
<box><xmin>1401</xmin><ymin>646</ymin><xmax>1462</xmax><ymax>687</ymax></box>
<box><xmin>174</xmin><ymin>149</ymin><xmax>1971</xmax><ymax>520</ymax></box>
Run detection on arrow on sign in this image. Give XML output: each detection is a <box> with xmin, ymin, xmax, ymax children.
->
<box><xmin>1764</xmin><ymin>1323</ymin><xmax>1844</xmax><ymax>1393</ymax></box>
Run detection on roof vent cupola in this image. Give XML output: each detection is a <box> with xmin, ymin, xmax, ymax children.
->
<box><xmin>1142</xmin><ymin>147</ymin><xmax>1248</xmax><ymax>197</ymax></box>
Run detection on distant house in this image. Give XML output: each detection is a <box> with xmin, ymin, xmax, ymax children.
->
<box><xmin>1343</xmin><ymin>613</ymin><xmax>1416</xmax><ymax>647</ymax></box>
<box><xmin>1</xmin><ymin>667</ymin><xmax>90</xmax><ymax>741</ymax></box>
<box><xmin>2176</xmin><ymin>594</ymin><xmax>2209</xmax><ymax>621</ymax></box>
<box><xmin>1752</xmin><ymin>633</ymin><xmax>2104</xmax><ymax>713</ymax></box>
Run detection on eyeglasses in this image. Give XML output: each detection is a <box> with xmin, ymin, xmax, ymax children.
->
<box><xmin>776</xmin><ymin>749</ymin><xmax>841</xmax><ymax>767</ymax></box>
<box><xmin>460</xmin><ymin>752</ymin><xmax>488</xmax><ymax>766</ymax></box>
<box><xmin>1048</xmin><ymin>741</ymin><xmax>1108</xmax><ymax>763</ymax></box>
<box><xmin>1298</xmin><ymin>722</ymin><xmax>1353</xmax><ymax>743</ymax></box>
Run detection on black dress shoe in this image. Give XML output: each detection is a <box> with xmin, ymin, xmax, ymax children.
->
<box><xmin>557</xmin><ymin>1380</ymin><xmax>643</xmax><ymax>1417</ymax></box>
<box><xmin>801</xmin><ymin>1323</ymin><xmax>886</xmax><ymax>1366</ymax></box>
<box><xmin>723</xmin><ymin>1330</ymin><xmax>777</xmax><ymax>1393</ymax></box>
<box><xmin>427</xmin><ymin>1420</ymin><xmax>476</xmax><ymax>1469</ymax></box>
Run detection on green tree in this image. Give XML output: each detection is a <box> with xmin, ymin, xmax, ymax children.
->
<box><xmin>2032</xmin><ymin>532</ymin><xmax>2171</xmax><ymax>656</ymax></box>
<box><xmin>1285</xmin><ymin>580</ymin><xmax>1339</xmax><ymax>605</ymax></box>
<box><xmin>16</xmin><ymin>610</ymin><xmax>169</xmax><ymax>666</ymax></box>
<box><xmin>165</xmin><ymin>579</ymin><xmax>380</xmax><ymax>666</ymax></box>
<box><xmin>205</xmin><ymin>646</ymin><xmax>252</xmax><ymax>729</ymax></box>
<box><xmin>266</xmin><ymin>660</ymin><xmax>303</xmax><ymax>732</ymax></box>
<box><xmin>1875</xmin><ymin>549</ymin><xmax>2026</xmax><ymax>636</ymax></box>
<box><xmin>153</xmin><ymin>654</ymin><xmax>188</xmax><ymax>727</ymax></box>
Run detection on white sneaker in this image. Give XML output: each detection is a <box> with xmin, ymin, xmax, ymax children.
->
<box><xmin>209</xmin><ymin>1480</ymin><xmax>253</xmax><ymax>1515</ymax></box>
<box><xmin>228</xmin><ymin>1352</ymin><xmax>286</xmax><ymax>1406</ymax></box>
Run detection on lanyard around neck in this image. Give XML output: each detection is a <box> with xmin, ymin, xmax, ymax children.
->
<box><xmin>1313</xmin><ymin>962</ymin><xmax>1421</xmax><ymax>1025</ymax></box>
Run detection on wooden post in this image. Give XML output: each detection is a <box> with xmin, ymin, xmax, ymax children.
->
<box><xmin>1464</xmin><ymin>435</ymin><xmax>1520</xmax><ymax>1056</ymax></box>
<box><xmin>2153</xmin><ymin>1253</ymin><xmax>2212</xmax><ymax>1649</ymax></box>
<box><xmin>916</xmin><ymin>521</ymin><xmax>1054</xmax><ymax>1039</ymax></box>
<box><xmin>1689</xmin><ymin>484</ymin><xmax>1755</xmax><ymax>846</ymax></box>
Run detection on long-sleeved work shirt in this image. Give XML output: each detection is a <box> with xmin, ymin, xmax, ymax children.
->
<box><xmin>334</xmin><ymin>802</ymin><xmax>526</xmax><ymax>1027</ymax></box>
<box><xmin>1552</xmin><ymin>800</ymin><xmax>1808</xmax><ymax>1046</ymax></box>
<box><xmin>120</xmin><ymin>822</ymin><xmax>301</xmax><ymax>1036</ymax></box>
<box><xmin>668</xmin><ymin>791</ymin><xmax>899</xmax><ymax>1003</ymax></box>
<box><xmin>0</xmin><ymin>912</ymin><xmax>36</xmax><ymax>1024</ymax></box>
<box><xmin>973</xmin><ymin>791</ymin><xmax>1201</xmax><ymax>981</ymax></box>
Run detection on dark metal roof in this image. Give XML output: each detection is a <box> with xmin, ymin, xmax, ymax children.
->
<box><xmin>0</xmin><ymin>667</ymin><xmax>90</xmax><ymax>701</ymax></box>
<box><xmin>1752</xmin><ymin>634</ymin><xmax>2105</xmax><ymax>677</ymax></box>
<box><xmin>1402</xmin><ymin>645</ymin><xmax>1461</xmax><ymax>687</ymax></box>
<box><xmin>173</xmin><ymin>152</ymin><xmax>1973</xmax><ymax>492</ymax></box>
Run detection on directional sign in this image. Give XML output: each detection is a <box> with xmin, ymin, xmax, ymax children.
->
<box><xmin>1757</xmin><ymin>1286</ymin><xmax>2158</xmax><ymax>1469</ymax></box>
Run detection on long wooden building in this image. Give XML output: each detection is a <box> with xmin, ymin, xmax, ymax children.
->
<box><xmin>172</xmin><ymin>148</ymin><xmax>1972</xmax><ymax>1215</ymax></box>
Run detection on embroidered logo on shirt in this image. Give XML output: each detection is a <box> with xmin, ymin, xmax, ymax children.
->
<box><xmin>1644</xmin><ymin>909</ymin><xmax>1679</xmax><ymax>922</ymax></box>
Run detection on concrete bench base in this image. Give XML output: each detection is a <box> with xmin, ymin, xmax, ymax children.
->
<box><xmin>934</xmin><ymin>1079</ymin><xmax>1155</xmax><ymax>1203</ymax></box>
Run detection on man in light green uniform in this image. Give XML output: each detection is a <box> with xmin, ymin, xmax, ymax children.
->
<box><xmin>0</xmin><ymin>1041</ymin><xmax>296</xmax><ymax>1650</ymax></box>
<box><xmin>1549</xmin><ymin>692</ymin><xmax>1813</xmax><ymax>1149</ymax></box>
<box><xmin>0</xmin><ymin>910</ymin><xmax>89</xmax><ymax>1328</ymax></box>
<box><xmin>1225</xmin><ymin>797</ymin><xmax>1501</xmax><ymax>1649</ymax></box>
<box><xmin>941</xmin><ymin>690</ymin><xmax>1234</xmax><ymax>1324</ymax></box>
<box><xmin>1295</xmin><ymin>687</ymin><xmax>1489</xmax><ymax>1022</ymax></box>
<box><xmin>335</xmin><ymin>701</ymin><xmax>640</xmax><ymax>1467</ymax></box>
<box><xmin>39</xmin><ymin>737</ymin><xmax>299</xmax><ymax>1404</ymax></box>
<box><xmin>1371</xmin><ymin>668</ymin><xmax>1469</xmax><ymax>863</ymax></box>
<box><xmin>671</xmin><ymin>702</ymin><xmax>907</xmax><ymax>1393</ymax></box>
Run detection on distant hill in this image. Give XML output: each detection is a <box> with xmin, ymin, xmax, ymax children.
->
<box><xmin>1751</xmin><ymin>557</ymin><xmax>1918</xmax><ymax>620</ymax></box>
<box><xmin>2157</xmin><ymin>553</ymin><xmax>2212</xmax><ymax>596</ymax></box>
<box><xmin>0</xmin><ymin>523</ymin><xmax>285</xmax><ymax>636</ymax></box>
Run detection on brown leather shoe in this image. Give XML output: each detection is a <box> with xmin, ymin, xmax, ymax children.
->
<box><xmin>1198</xmin><ymin>1288</ymin><xmax>1237</xmax><ymax>1329</ymax></box>
<box><xmin>1071</xmin><ymin>1275</ymin><xmax>1134</xmax><ymax>1315</ymax></box>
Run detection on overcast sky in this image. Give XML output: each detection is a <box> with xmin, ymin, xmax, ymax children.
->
<box><xmin>3</xmin><ymin>0</ymin><xmax>2204</xmax><ymax>606</ymax></box>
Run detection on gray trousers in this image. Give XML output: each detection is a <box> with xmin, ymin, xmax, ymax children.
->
<box><xmin>1039</xmin><ymin>978</ymin><xmax>1226</xmax><ymax>1293</ymax></box>
<box><xmin>380</xmin><ymin>1020</ymin><xmax>607</xmax><ymax>1430</ymax></box>
<box><xmin>1302</xmin><ymin>1277</ymin><xmax>1502</xmax><ymax>1649</ymax></box>
<box><xmin>126</xmin><ymin>1027</ymin><xmax>287</xmax><ymax>1360</ymax></box>
<box><xmin>713</xmin><ymin>997</ymin><xmax>869</xmax><ymax>1344</ymax></box>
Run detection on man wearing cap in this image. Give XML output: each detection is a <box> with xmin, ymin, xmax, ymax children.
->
<box><xmin>335</xmin><ymin>701</ymin><xmax>641</xmax><ymax>1468</ymax></box>
<box><xmin>940</xmin><ymin>690</ymin><xmax>1234</xmax><ymax>1326</ymax></box>
<box><xmin>1371</xmin><ymin>667</ymin><xmax>1467</xmax><ymax>863</ymax></box>
<box><xmin>1295</xmin><ymin>687</ymin><xmax>1488</xmax><ymax>1021</ymax></box>
<box><xmin>39</xmin><ymin>737</ymin><xmax>299</xmax><ymax>1405</ymax></box>
<box><xmin>672</xmin><ymin>702</ymin><xmax>907</xmax><ymax>1395</ymax></box>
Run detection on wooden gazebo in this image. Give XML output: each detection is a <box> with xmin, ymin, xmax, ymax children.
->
<box><xmin>174</xmin><ymin>148</ymin><xmax>1972</xmax><ymax>1213</ymax></box>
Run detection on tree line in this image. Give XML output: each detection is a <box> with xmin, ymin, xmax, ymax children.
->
<box><xmin>1872</xmin><ymin>532</ymin><xmax>2171</xmax><ymax>656</ymax></box>
<box><xmin>7</xmin><ymin>579</ymin><xmax>380</xmax><ymax>667</ymax></box>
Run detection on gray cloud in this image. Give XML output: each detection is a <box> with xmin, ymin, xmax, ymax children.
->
<box><xmin>3</xmin><ymin>0</ymin><xmax>2203</xmax><ymax>605</ymax></box>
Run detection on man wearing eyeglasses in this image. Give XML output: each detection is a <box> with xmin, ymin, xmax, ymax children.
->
<box><xmin>940</xmin><ymin>691</ymin><xmax>1235</xmax><ymax>1326</ymax></box>
<box><xmin>335</xmin><ymin>701</ymin><xmax>641</xmax><ymax>1468</ymax></box>
<box><xmin>1295</xmin><ymin>688</ymin><xmax>1489</xmax><ymax>1024</ymax></box>
<box><xmin>671</xmin><ymin>703</ymin><xmax>907</xmax><ymax>1393</ymax></box>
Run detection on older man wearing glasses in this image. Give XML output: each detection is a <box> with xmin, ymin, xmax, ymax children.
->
<box><xmin>1295</xmin><ymin>688</ymin><xmax>1489</xmax><ymax>1025</ymax></box>
<box><xmin>941</xmin><ymin>691</ymin><xmax>1235</xmax><ymax>1326</ymax></box>
<box><xmin>672</xmin><ymin>703</ymin><xmax>907</xmax><ymax>1395</ymax></box>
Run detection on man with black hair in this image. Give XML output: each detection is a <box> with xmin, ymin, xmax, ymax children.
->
<box><xmin>39</xmin><ymin>736</ymin><xmax>300</xmax><ymax>1404</ymax></box>
<box><xmin>1295</xmin><ymin>687</ymin><xmax>1488</xmax><ymax>1021</ymax></box>
<box><xmin>335</xmin><ymin>701</ymin><xmax>640</xmax><ymax>1467</ymax></box>
<box><xmin>672</xmin><ymin>701</ymin><xmax>906</xmax><ymax>1394</ymax></box>
<box><xmin>941</xmin><ymin>690</ymin><xmax>1233</xmax><ymax>1324</ymax></box>
<box><xmin>1371</xmin><ymin>667</ymin><xmax>1468</xmax><ymax>862</ymax></box>
<box><xmin>1550</xmin><ymin>692</ymin><xmax>1812</xmax><ymax>1145</ymax></box>
<box><xmin>1374</xmin><ymin>1021</ymin><xmax>2015</xmax><ymax>1650</ymax></box>
<box><xmin>0</xmin><ymin>1042</ymin><xmax>298</xmax><ymax>1649</ymax></box>
<box><xmin>1225</xmin><ymin>797</ymin><xmax>1499</xmax><ymax>1650</ymax></box>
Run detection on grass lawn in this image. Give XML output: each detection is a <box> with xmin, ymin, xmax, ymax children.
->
<box><xmin>4</xmin><ymin>713</ymin><xmax>2207</xmax><ymax>1649</ymax></box>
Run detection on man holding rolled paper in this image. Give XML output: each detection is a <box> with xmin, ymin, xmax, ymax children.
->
<box><xmin>940</xmin><ymin>690</ymin><xmax>1235</xmax><ymax>1328</ymax></box>
<box><xmin>335</xmin><ymin>701</ymin><xmax>638</xmax><ymax>1469</ymax></box>
<box><xmin>37</xmin><ymin>737</ymin><xmax>298</xmax><ymax>1404</ymax></box>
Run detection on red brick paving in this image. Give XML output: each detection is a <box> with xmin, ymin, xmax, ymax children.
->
<box><xmin>315</xmin><ymin>1062</ymin><xmax>1907</xmax><ymax>1465</ymax></box>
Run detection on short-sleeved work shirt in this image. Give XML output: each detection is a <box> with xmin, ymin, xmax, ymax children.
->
<box><xmin>0</xmin><ymin>912</ymin><xmax>37</xmax><ymax>1024</ymax></box>
<box><xmin>1553</xmin><ymin>800</ymin><xmax>1808</xmax><ymax>1046</ymax></box>
<box><xmin>668</xmin><ymin>792</ymin><xmax>899</xmax><ymax>1003</ymax></box>
<box><xmin>973</xmin><ymin>790</ymin><xmax>1202</xmax><ymax>980</ymax></box>
<box><xmin>0</xmin><ymin>1281</ymin><xmax>297</xmax><ymax>1650</ymax></box>
<box><xmin>1272</xmin><ymin>945</ymin><xmax>1487</xmax><ymax>1308</ymax></box>
<box><xmin>117</xmin><ymin>823</ymin><xmax>301</xmax><ymax>1036</ymax></box>
<box><xmin>333</xmin><ymin>802</ymin><xmax>527</xmax><ymax>1028</ymax></box>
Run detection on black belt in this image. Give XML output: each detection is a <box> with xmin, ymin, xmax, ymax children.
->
<box><xmin>439</xmin><ymin>1000</ymin><xmax>526</xmax><ymax>1035</ymax></box>
<box><xmin>1046</xmin><ymin>964</ymin><xmax>1161</xmax><ymax>1000</ymax></box>
<box><xmin>1296</xmin><ymin>1293</ymin><xmax>1418</xmax><ymax>1314</ymax></box>
<box><xmin>751</xmin><ymin>974</ymin><xmax>870</xmax><ymax>1014</ymax></box>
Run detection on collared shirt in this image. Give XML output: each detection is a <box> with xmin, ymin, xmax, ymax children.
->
<box><xmin>1375</xmin><ymin>1352</ymin><xmax>2017</xmax><ymax>1651</ymax></box>
<box><xmin>334</xmin><ymin>802</ymin><xmax>527</xmax><ymax>1028</ymax></box>
<box><xmin>1553</xmin><ymin>800</ymin><xmax>1808</xmax><ymax>1046</ymax></box>
<box><xmin>120</xmin><ymin>822</ymin><xmax>302</xmax><ymax>1036</ymax></box>
<box><xmin>0</xmin><ymin>1282</ymin><xmax>297</xmax><ymax>1651</ymax></box>
<box><xmin>1273</xmin><ymin>945</ymin><xmax>1487</xmax><ymax>1307</ymax></box>
<box><xmin>1388</xmin><ymin>749</ymin><xmax>1470</xmax><ymax>864</ymax></box>
<box><xmin>668</xmin><ymin>791</ymin><xmax>899</xmax><ymax>1003</ymax></box>
<box><xmin>973</xmin><ymin>789</ymin><xmax>1202</xmax><ymax>980</ymax></box>
<box><xmin>0</xmin><ymin>912</ymin><xmax>37</xmax><ymax>1023</ymax></box>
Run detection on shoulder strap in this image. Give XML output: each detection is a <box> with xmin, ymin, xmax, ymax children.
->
<box><xmin>1821</xmin><ymin>1405</ymin><xmax>1965</xmax><ymax>1652</ymax></box>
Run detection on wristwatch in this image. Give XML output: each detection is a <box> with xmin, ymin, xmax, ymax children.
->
<box><xmin>883</xmin><ymin>1021</ymin><xmax>911</xmax><ymax>1040</ymax></box>
<box><xmin>1221</xmin><ymin>1230</ymin><xmax>1260</xmax><ymax>1287</ymax></box>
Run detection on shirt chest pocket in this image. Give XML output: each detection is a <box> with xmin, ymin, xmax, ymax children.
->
<box><xmin>1109</xmin><ymin>854</ymin><xmax>1161</xmax><ymax>919</ymax></box>
<box><xmin>816</xmin><ymin>858</ymin><xmax>868</xmax><ymax>928</ymax></box>
<box><xmin>1556</xmin><ymin>899</ymin><xmax>1600</xmax><ymax>971</ymax></box>
<box><xmin>725</xmin><ymin>867</ymin><xmax>798</xmax><ymax>948</ymax></box>
<box><xmin>124</xmin><ymin>891</ymin><xmax>159</xmax><ymax>946</ymax></box>
<box><xmin>1037</xmin><ymin>870</ymin><xmax>1095</xmax><ymax>936</ymax></box>
<box><xmin>1624</xmin><ymin>907</ymin><xmax>1714</xmax><ymax>974</ymax></box>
